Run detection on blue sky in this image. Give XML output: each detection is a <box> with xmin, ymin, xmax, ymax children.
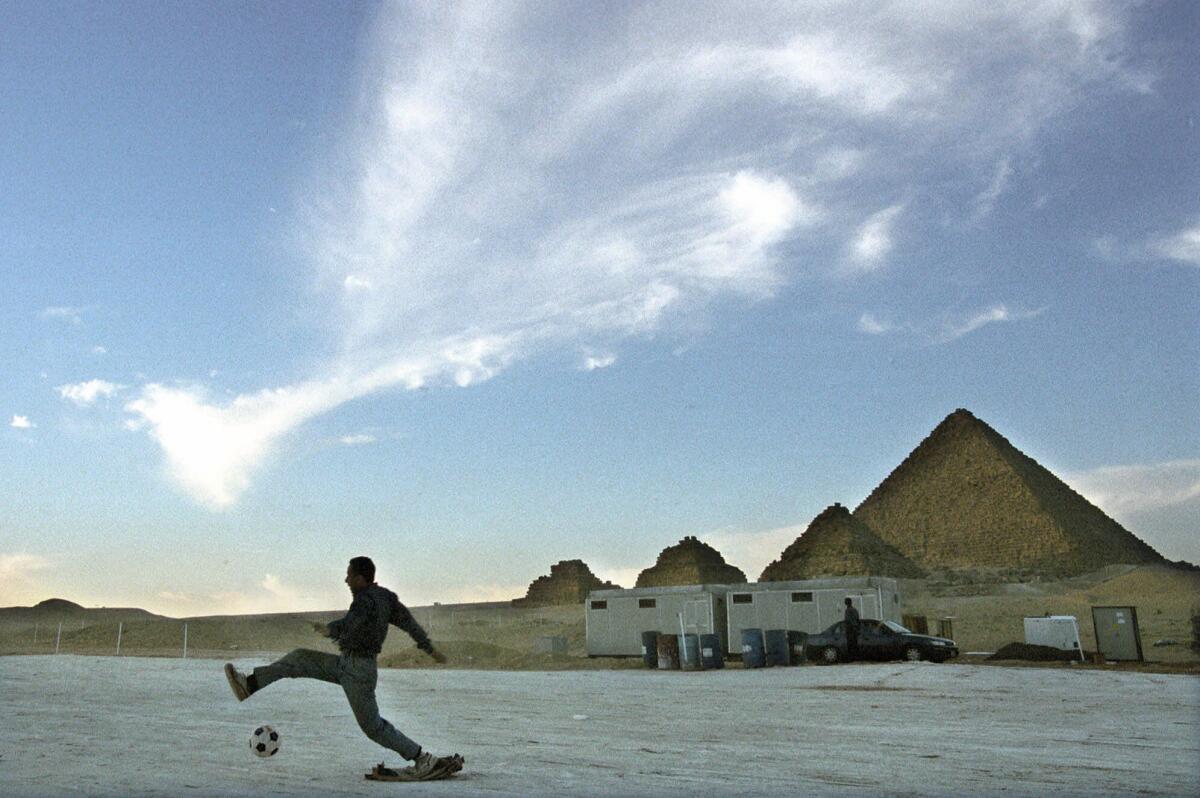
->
<box><xmin>2</xmin><ymin>1</ymin><xmax>1197</xmax><ymax>615</ymax></box>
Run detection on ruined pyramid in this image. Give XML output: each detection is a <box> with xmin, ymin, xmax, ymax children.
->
<box><xmin>635</xmin><ymin>536</ymin><xmax>747</xmax><ymax>587</ymax></box>
<box><xmin>511</xmin><ymin>559</ymin><xmax>621</xmax><ymax>608</ymax></box>
<box><xmin>759</xmin><ymin>503</ymin><xmax>926</xmax><ymax>581</ymax></box>
<box><xmin>852</xmin><ymin>409</ymin><xmax>1166</xmax><ymax>575</ymax></box>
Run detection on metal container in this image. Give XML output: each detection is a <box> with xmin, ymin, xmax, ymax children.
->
<box><xmin>764</xmin><ymin>629</ymin><xmax>791</xmax><ymax>666</ymax></box>
<box><xmin>740</xmin><ymin>628</ymin><xmax>765</xmax><ymax>668</ymax></box>
<box><xmin>787</xmin><ymin>630</ymin><xmax>807</xmax><ymax>663</ymax></box>
<box><xmin>700</xmin><ymin>633</ymin><xmax>724</xmax><ymax>669</ymax></box>
<box><xmin>680</xmin><ymin>633</ymin><xmax>702</xmax><ymax>670</ymax></box>
<box><xmin>656</xmin><ymin>633</ymin><xmax>680</xmax><ymax>670</ymax></box>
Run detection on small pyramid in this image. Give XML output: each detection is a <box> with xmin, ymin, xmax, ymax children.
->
<box><xmin>511</xmin><ymin>560</ymin><xmax>620</xmax><ymax>608</ymax></box>
<box><xmin>853</xmin><ymin>409</ymin><xmax>1165</xmax><ymax>575</ymax></box>
<box><xmin>760</xmin><ymin>503</ymin><xmax>925</xmax><ymax>581</ymax></box>
<box><xmin>635</xmin><ymin>536</ymin><xmax>747</xmax><ymax>587</ymax></box>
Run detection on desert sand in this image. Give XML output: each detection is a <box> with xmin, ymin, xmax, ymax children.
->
<box><xmin>1</xmin><ymin>654</ymin><xmax>1196</xmax><ymax>797</ymax></box>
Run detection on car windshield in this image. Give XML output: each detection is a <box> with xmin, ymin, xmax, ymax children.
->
<box><xmin>883</xmin><ymin>621</ymin><xmax>911</xmax><ymax>634</ymax></box>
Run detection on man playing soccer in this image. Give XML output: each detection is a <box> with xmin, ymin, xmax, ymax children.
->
<box><xmin>224</xmin><ymin>556</ymin><xmax>462</xmax><ymax>780</ymax></box>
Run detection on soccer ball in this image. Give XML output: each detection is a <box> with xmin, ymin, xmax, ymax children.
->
<box><xmin>250</xmin><ymin>724</ymin><xmax>280</xmax><ymax>757</ymax></box>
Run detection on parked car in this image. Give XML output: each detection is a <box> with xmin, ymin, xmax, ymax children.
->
<box><xmin>805</xmin><ymin>619</ymin><xmax>958</xmax><ymax>664</ymax></box>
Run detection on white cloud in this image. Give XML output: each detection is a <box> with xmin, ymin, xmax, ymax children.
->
<box><xmin>129</xmin><ymin>2</ymin><xmax>1147</xmax><ymax>508</ymax></box>
<box><xmin>58</xmin><ymin>379</ymin><xmax>123</xmax><ymax>406</ymax></box>
<box><xmin>582</xmin><ymin>353</ymin><xmax>616</xmax><ymax>371</ymax></box>
<box><xmin>10</xmin><ymin>415</ymin><xmax>34</xmax><ymax>429</ymax></box>
<box><xmin>847</xmin><ymin>204</ymin><xmax>904</xmax><ymax>271</ymax></box>
<box><xmin>0</xmin><ymin>553</ymin><xmax>52</xmax><ymax>579</ymax></box>
<box><xmin>339</xmin><ymin>433</ymin><xmax>376</xmax><ymax>446</ymax></box>
<box><xmin>857</xmin><ymin>312</ymin><xmax>895</xmax><ymax>335</ymax></box>
<box><xmin>937</xmin><ymin>304</ymin><xmax>1045</xmax><ymax>343</ymax></box>
<box><xmin>0</xmin><ymin>553</ymin><xmax>53</xmax><ymax>605</ymax></box>
<box><xmin>1153</xmin><ymin>220</ymin><xmax>1200</xmax><ymax>265</ymax></box>
<box><xmin>1065</xmin><ymin>460</ymin><xmax>1200</xmax><ymax>517</ymax></box>
<box><xmin>92</xmin><ymin>345</ymin><xmax>107</xmax><ymax>355</ymax></box>
<box><xmin>40</xmin><ymin>306</ymin><xmax>84</xmax><ymax>325</ymax></box>
<box><xmin>972</xmin><ymin>157</ymin><xmax>1014</xmax><ymax>220</ymax></box>
<box><xmin>701</xmin><ymin>523</ymin><xmax>807</xmax><ymax>582</ymax></box>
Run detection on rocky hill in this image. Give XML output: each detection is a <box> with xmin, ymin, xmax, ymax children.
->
<box><xmin>0</xmin><ymin>598</ymin><xmax>165</xmax><ymax>624</ymax></box>
<box><xmin>635</xmin><ymin>536</ymin><xmax>747</xmax><ymax>587</ymax></box>
<box><xmin>760</xmin><ymin>503</ymin><xmax>925</xmax><ymax>581</ymax></box>
<box><xmin>853</xmin><ymin>409</ymin><xmax>1166</xmax><ymax>576</ymax></box>
<box><xmin>512</xmin><ymin>560</ymin><xmax>621</xmax><ymax>608</ymax></box>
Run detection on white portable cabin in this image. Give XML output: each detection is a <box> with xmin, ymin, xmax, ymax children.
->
<box><xmin>724</xmin><ymin>577</ymin><xmax>902</xmax><ymax>655</ymax></box>
<box><xmin>1024</xmin><ymin>615</ymin><xmax>1085</xmax><ymax>661</ymax></box>
<box><xmin>585</xmin><ymin>584</ymin><xmax>730</xmax><ymax>657</ymax></box>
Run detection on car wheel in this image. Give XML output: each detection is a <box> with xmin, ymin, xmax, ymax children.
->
<box><xmin>904</xmin><ymin>645</ymin><xmax>922</xmax><ymax>662</ymax></box>
<box><xmin>820</xmin><ymin>646</ymin><xmax>840</xmax><ymax>664</ymax></box>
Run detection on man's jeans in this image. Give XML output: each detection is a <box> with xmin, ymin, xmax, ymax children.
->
<box><xmin>252</xmin><ymin>648</ymin><xmax>421</xmax><ymax>760</ymax></box>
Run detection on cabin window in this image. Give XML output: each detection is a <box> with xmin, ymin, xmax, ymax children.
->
<box><xmin>638</xmin><ymin>598</ymin><xmax>657</xmax><ymax>609</ymax></box>
<box><xmin>791</xmin><ymin>592</ymin><xmax>813</xmax><ymax>603</ymax></box>
<box><xmin>590</xmin><ymin>600</ymin><xmax>607</xmax><ymax>610</ymax></box>
<box><xmin>731</xmin><ymin>593</ymin><xmax>753</xmax><ymax>604</ymax></box>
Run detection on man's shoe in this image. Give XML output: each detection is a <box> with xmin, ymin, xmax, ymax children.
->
<box><xmin>408</xmin><ymin>750</ymin><xmax>462</xmax><ymax>780</ymax></box>
<box><xmin>224</xmin><ymin>663</ymin><xmax>251</xmax><ymax>702</ymax></box>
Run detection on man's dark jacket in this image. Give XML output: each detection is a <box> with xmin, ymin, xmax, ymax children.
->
<box><xmin>327</xmin><ymin>583</ymin><xmax>432</xmax><ymax>657</ymax></box>
<box><xmin>844</xmin><ymin>604</ymin><xmax>861</xmax><ymax>635</ymax></box>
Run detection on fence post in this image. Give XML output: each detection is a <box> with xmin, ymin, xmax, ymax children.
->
<box><xmin>183</xmin><ymin>623</ymin><xmax>188</xmax><ymax>659</ymax></box>
<box><xmin>34</xmin><ymin>623</ymin><xmax>39</xmax><ymax>644</ymax></box>
<box><xmin>116</xmin><ymin>622</ymin><xmax>123</xmax><ymax>656</ymax></box>
<box><xmin>55</xmin><ymin>622</ymin><xmax>62</xmax><ymax>655</ymax></box>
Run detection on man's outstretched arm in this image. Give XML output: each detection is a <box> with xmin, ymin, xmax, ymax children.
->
<box><xmin>391</xmin><ymin>601</ymin><xmax>447</xmax><ymax>662</ymax></box>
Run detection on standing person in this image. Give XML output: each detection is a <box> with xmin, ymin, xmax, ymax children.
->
<box><xmin>223</xmin><ymin>557</ymin><xmax>462</xmax><ymax>780</ymax></box>
<box><xmin>843</xmin><ymin>597</ymin><xmax>861</xmax><ymax>662</ymax></box>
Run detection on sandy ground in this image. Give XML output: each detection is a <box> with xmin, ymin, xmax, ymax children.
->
<box><xmin>1</xmin><ymin>655</ymin><xmax>1197</xmax><ymax>797</ymax></box>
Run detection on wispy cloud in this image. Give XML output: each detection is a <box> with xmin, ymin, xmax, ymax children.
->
<box><xmin>846</xmin><ymin>204</ymin><xmax>904</xmax><ymax>271</ymax></box>
<box><xmin>339</xmin><ymin>433</ymin><xmax>376</xmax><ymax>446</ymax></box>
<box><xmin>936</xmin><ymin>304</ymin><xmax>1045</xmax><ymax>343</ymax></box>
<box><xmin>58</xmin><ymin>379</ymin><xmax>123</xmax><ymax>407</ymax></box>
<box><xmin>40</xmin><ymin>306</ymin><xmax>85</xmax><ymax>325</ymax></box>
<box><xmin>1152</xmin><ymin>219</ymin><xmax>1200</xmax><ymax>265</ymax></box>
<box><xmin>92</xmin><ymin>345</ymin><xmax>108</xmax><ymax>355</ymax></box>
<box><xmin>701</xmin><ymin>523</ymin><xmax>807</xmax><ymax>582</ymax></box>
<box><xmin>0</xmin><ymin>553</ymin><xmax>53</xmax><ymax>605</ymax></box>
<box><xmin>857</xmin><ymin>312</ymin><xmax>898</xmax><ymax>336</ymax></box>
<box><xmin>972</xmin><ymin>157</ymin><xmax>1014</xmax><ymax>220</ymax></box>
<box><xmin>582</xmin><ymin>353</ymin><xmax>616</xmax><ymax>371</ymax></box>
<box><xmin>125</xmin><ymin>2</ymin><xmax>1147</xmax><ymax>508</ymax></box>
<box><xmin>1065</xmin><ymin>460</ymin><xmax>1200</xmax><ymax>517</ymax></box>
<box><xmin>10</xmin><ymin>415</ymin><xmax>34</xmax><ymax>429</ymax></box>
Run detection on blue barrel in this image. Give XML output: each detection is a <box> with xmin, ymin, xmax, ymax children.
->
<box><xmin>656</xmin><ymin>633</ymin><xmax>680</xmax><ymax>670</ymax></box>
<box><xmin>765</xmin><ymin>629</ymin><xmax>790</xmax><ymax>667</ymax></box>
<box><xmin>740</xmin><ymin>628</ymin><xmax>765</xmax><ymax>668</ymax></box>
<box><xmin>700</xmin><ymin>633</ymin><xmax>724</xmax><ymax>669</ymax></box>
<box><xmin>680</xmin><ymin>634</ymin><xmax>701</xmax><ymax>670</ymax></box>
<box><xmin>641</xmin><ymin>631</ymin><xmax>659</xmax><ymax>668</ymax></box>
<box><xmin>788</xmin><ymin>630</ymin><xmax>808</xmax><ymax>663</ymax></box>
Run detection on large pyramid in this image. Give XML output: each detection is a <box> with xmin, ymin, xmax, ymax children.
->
<box><xmin>760</xmin><ymin>503</ymin><xmax>925</xmax><ymax>581</ymax></box>
<box><xmin>636</xmin><ymin>536</ymin><xmax>747</xmax><ymax>587</ymax></box>
<box><xmin>853</xmin><ymin>409</ymin><xmax>1166</xmax><ymax>575</ymax></box>
<box><xmin>512</xmin><ymin>560</ymin><xmax>621</xmax><ymax>608</ymax></box>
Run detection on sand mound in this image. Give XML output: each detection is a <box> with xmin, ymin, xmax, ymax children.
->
<box><xmin>988</xmin><ymin>642</ymin><xmax>1083</xmax><ymax>662</ymax></box>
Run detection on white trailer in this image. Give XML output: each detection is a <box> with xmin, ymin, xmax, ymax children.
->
<box><xmin>585</xmin><ymin>584</ymin><xmax>730</xmax><ymax>657</ymax></box>
<box><xmin>1023</xmin><ymin>616</ymin><xmax>1085</xmax><ymax>661</ymax></box>
<box><xmin>724</xmin><ymin>577</ymin><xmax>902</xmax><ymax>655</ymax></box>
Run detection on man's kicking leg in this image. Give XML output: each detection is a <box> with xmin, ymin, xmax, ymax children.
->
<box><xmin>224</xmin><ymin>648</ymin><xmax>340</xmax><ymax>701</ymax></box>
